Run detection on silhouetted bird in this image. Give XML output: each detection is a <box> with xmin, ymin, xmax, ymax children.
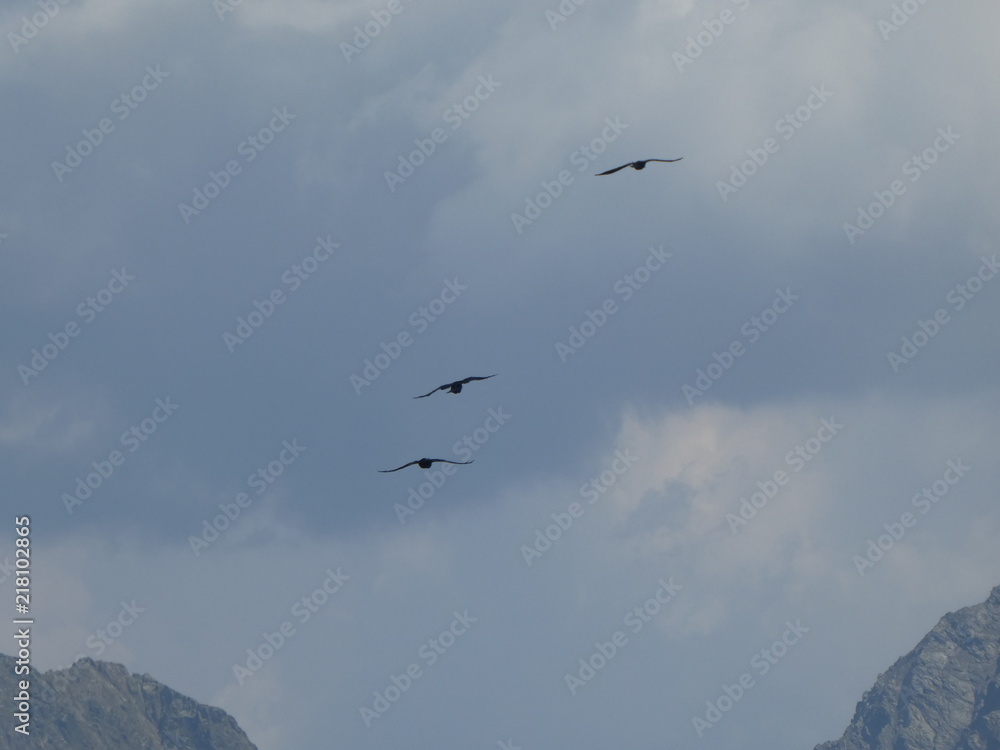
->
<box><xmin>379</xmin><ymin>458</ymin><xmax>474</xmax><ymax>473</ymax></box>
<box><xmin>595</xmin><ymin>158</ymin><xmax>683</xmax><ymax>176</ymax></box>
<box><xmin>414</xmin><ymin>375</ymin><xmax>496</xmax><ymax>399</ymax></box>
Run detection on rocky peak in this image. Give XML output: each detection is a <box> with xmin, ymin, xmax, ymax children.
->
<box><xmin>816</xmin><ymin>585</ymin><xmax>1000</xmax><ymax>750</ymax></box>
<box><xmin>0</xmin><ymin>654</ymin><xmax>257</xmax><ymax>750</ymax></box>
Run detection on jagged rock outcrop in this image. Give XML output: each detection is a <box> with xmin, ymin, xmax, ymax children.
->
<box><xmin>817</xmin><ymin>585</ymin><xmax>1000</xmax><ymax>750</ymax></box>
<box><xmin>0</xmin><ymin>655</ymin><xmax>257</xmax><ymax>750</ymax></box>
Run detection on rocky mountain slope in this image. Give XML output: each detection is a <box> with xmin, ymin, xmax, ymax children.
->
<box><xmin>817</xmin><ymin>585</ymin><xmax>1000</xmax><ymax>750</ymax></box>
<box><xmin>2</xmin><ymin>586</ymin><xmax>997</xmax><ymax>750</ymax></box>
<box><xmin>0</xmin><ymin>654</ymin><xmax>257</xmax><ymax>750</ymax></box>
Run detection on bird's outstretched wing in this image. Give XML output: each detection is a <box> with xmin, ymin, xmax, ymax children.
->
<box><xmin>414</xmin><ymin>374</ymin><xmax>496</xmax><ymax>398</ymax></box>
<box><xmin>378</xmin><ymin>461</ymin><xmax>420</xmax><ymax>473</ymax></box>
<box><xmin>458</xmin><ymin>374</ymin><xmax>497</xmax><ymax>385</ymax></box>
<box><xmin>595</xmin><ymin>163</ymin><xmax>632</xmax><ymax>176</ymax></box>
<box><xmin>413</xmin><ymin>385</ymin><xmax>445</xmax><ymax>399</ymax></box>
<box><xmin>595</xmin><ymin>158</ymin><xmax>683</xmax><ymax>175</ymax></box>
<box><xmin>434</xmin><ymin>459</ymin><xmax>474</xmax><ymax>466</ymax></box>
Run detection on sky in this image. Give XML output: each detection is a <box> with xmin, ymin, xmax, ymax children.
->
<box><xmin>1</xmin><ymin>0</ymin><xmax>999</xmax><ymax>748</ymax></box>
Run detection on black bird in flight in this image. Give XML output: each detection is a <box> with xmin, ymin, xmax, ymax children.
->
<box><xmin>379</xmin><ymin>458</ymin><xmax>475</xmax><ymax>473</ymax></box>
<box><xmin>414</xmin><ymin>374</ymin><xmax>496</xmax><ymax>399</ymax></box>
<box><xmin>595</xmin><ymin>158</ymin><xmax>683</xmax><ymax>176</ymax></box>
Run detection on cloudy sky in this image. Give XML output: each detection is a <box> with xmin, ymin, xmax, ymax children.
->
<box><xmin>2</xmin><ymin>0</ymin><xmax>999</xmax><ymax>748</ymax></box>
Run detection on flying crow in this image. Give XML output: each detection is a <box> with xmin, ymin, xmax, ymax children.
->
<box><xmin>379</xmin><ymin>458</ymin><xmax>474</xmax><ymax>473</ymax></box>
<box><xmin>414</xmin><ymin>375</ymin><xmax>496</xmax><ymax>399</ymax></box>
<box><xmin>595</xmin><ymin>158</ymin><xmax>683</xmax><ymax>176</ymax></box>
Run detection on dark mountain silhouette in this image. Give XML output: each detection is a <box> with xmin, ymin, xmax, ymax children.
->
<box><xmin>0</xmin><ymin>654</ymin><xmax>257</xmax><ymax>750</ymax></box>
<box><xmin>816</xmin><ymin>584</ymin><xmax>1000</xmax><ymax>750</ymax></box>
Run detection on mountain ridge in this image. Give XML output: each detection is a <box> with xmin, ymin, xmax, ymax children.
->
<box><xmin>2</xmin><ymin>585</ymin><xmax>998</xmax><ymax>749</ymax></box>
<box><xmin>0</xmin><ymin>653</ymin><xmax>257</xmax><ymax>750</ymax></box>
<box><xmin>816</xmin><ymin>585</ymin><xmax>1000</xmax><ymax>750</ymax></box>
